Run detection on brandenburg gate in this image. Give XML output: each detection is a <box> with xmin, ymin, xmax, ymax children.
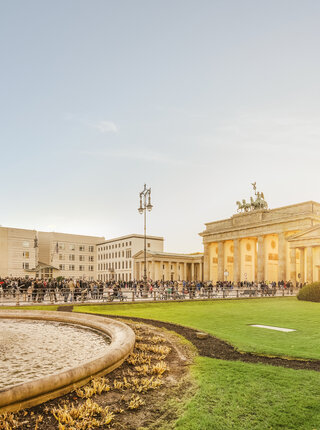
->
<box><xmin>200</xmin><ymin>184</ymin><xmax>320</xmax><ymax>284</ymax></box>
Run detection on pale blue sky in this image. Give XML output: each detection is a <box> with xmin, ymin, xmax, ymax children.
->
<box><xmin>1</xmin><ymin>0</ymin><xmax>320</xmax><ymax>252</ymax></box>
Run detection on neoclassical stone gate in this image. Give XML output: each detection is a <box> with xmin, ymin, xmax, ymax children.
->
<box><xmin>200</xmin><ymin>200</ymin><xmax>320</xmax><ymax>284</ymax></box>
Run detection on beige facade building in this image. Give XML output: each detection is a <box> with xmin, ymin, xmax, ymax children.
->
<box><xmin>37</xmin><ymin>231</ymin><xmax>105</xmax><ymax>280</ymax></box>
<box><xmin>97</xmin><ymin>234</ymin><xmax>164</xmax><ymax>282</ymax></box>
<box><xmin>133</xmin><ymin>251</ymin><xmax>203</xmax><ymax>281</ymax></box>
<box><xmin>200</xmin><ymin>199</ymin><xmax>320</xmax><ymax>284</ymax></box>
<box><xmin>0</xmin><ymin>226</ymin><xmax>104</xmax><ymax>279</ymax></box>
<box><xmin>0</xmin><ymin>227</ymin><xmax>37</xmax><ymax>278</ymax></box>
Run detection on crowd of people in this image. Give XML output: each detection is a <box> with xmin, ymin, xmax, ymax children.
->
<box><xmin>0</xmin><ymin>277</ymin><xmax>302</xmax><ymax>303</ymax></box>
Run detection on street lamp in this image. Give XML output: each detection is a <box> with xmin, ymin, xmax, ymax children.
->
<box><xmin>138</xmin><ymin>184</ymin><xmax>153</xmax><ymax>296</ymax></box>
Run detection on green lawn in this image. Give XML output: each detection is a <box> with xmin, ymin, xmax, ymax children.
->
<box><xmin>174</xmin><ymin>357</ymin><xmax>320</xmax><ymax>430</ymax></box>
<box><xmin>74</xmin><ymin>298</ymin><xmax>320</xmax><ymax>360</ymax></box>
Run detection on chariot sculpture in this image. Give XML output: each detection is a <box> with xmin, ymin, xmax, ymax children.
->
<box><xmin>236</xmin><ymin>183</ymin><xmax>268</xmax><ymax>213</ymax></box>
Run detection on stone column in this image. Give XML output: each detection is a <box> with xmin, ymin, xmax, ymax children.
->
<box><xmin>139</xmin><ymin>262</ymin><xmax>142</xmax><ymax>280</ymax></box>
<box><xmin>165</xmin><ymin>262</ymin><xmax>170</xmax><ymax>280</ymax></box>
<box><xmin>278</xmin><ymin>233</ymin><xmax>286</xmax><ymax>282</ymax></box>
<box><xmin>289</xmin><ymin>248</ymin><xmax>296</xmax><ymax>282</ymax></box>
<box><xmin>151</xmin><ymin>261</ymin><xmax>156</xmax><ymax>281</ymax></box>
<box><xmin>135</xmin><ymin>262</ymin><xmax>140</xmax><ymax>280</ymax></box>
<box><xmin>233</xmin><ymin>239</ymin><xmax>240</xmax><ymax>283</ymax></box>
<box><xmin>187</xmin><ymin>263</ymin><xmax>190</xmax><ymax>281</ymax></box>
<box><xmin>203</xmin><ymin>243</ymin><xmax>210</xmax><ymax>281</ymax></box>
<box><xmin>218</xmin><ymin>242</ymin><xmax>224</xmax><ymax>282</ymax></box>
<box><xmin>181</xmin><ymin>262</ymin><xmax>185</xmax><ymax>281</ymax></box>
<box><xmin>199</xmin><ymin>261</ymin><xmax>203</xmax><ymax>282</ymax></box>
<box><xmin>191</xmin><ymin>263</ymin><xmax>195</xmax><ymax>281</ymax></box>
<box><xmin>257</xmin><ymin>236</ymin><xmax>265</xmax><ymax>282</ymax></box>
<box><xmin>173</xmin><ymin>262</ymin><xmax>178</xmax><ymax>281</ymax></box>
<box><xmin>306</xmin><ymin>247</ymin><xmax>313</xmax><ymax>283</ymax></box>
<box><xmin>299</xmin><ymin>248</ymin><xmax>305</xmax><ymax>283</ymax></box>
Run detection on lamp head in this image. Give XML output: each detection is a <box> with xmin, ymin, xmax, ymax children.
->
<box><xmin>138</xmin><ymin>207</ymin><xmax>144</xmax><ymax>214</ymax></box>
<box><xmin>147</xmin><ymin>203</ymin><xmax>153</xmax><ymax>212</ymax></box>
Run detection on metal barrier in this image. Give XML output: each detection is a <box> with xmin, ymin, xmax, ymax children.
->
<box><xmin>0</xmin><ymin>286</ymin><xmax>298</xmax><ymax>306</ymax></box>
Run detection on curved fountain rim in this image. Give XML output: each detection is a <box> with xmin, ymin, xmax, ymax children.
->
<box><xmin>0</xmin><ymin>309</ymin><xmax>135</xmax><ymax>413</ymax></box>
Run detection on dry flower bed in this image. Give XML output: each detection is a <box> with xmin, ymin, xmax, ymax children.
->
<box><xmin>0</xmin><ymin>321</ymin><xmax>195</xmax><ymax>430</ymax></box>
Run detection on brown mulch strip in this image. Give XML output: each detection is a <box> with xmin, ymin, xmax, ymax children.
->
<box><xmin>91</xmin><ymin>313</ymin><xmax>320</xmax><ymax>372</ymax></box>
<box><xmin>57</xmin><ymin>305</ymin><xmax>74</xmax><ymax>312</ymax></box>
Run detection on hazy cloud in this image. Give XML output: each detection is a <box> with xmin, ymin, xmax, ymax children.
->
<box><xmin>89</xmin><ymin>120</ymin><xmax>119</xmax><ymax>133</ymax></box>
<box><xmin>195</xmin><ymin>113</ymin><xmax>320</xmax><ymax>154</ymax></box>
<box><xmin>81</xmin><ymin>148</ymin><xmax>197</xmax><ymax>166</ymax></box>
<box><xmin>64</xmin><ymin>114</ymin><xmax>118</xmax><ymax>133</ymax></box>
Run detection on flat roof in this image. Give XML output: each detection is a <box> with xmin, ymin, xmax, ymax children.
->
<box><xmin>97</xmin><ymin>234</ymin><xmax>164</xmax><ymax>246</ymax></box>
<box><xmin>38</xmin><ymin>230</ymin><xmax>105</xmax><ymax>240</ymax></box>
<box><xmin>134</xmin><ymin>250</ymin><xmax>203</xmax><ymax>258</ymax></box>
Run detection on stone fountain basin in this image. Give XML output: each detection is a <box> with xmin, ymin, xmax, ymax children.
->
<box><xmin>0</xmin><ymin>310</ymin><xmax>135</xmax><ymax>413</ymax></box>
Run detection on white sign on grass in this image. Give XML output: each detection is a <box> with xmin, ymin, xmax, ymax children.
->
<box><xmin>250</xmin><ymin>325</ymin><xmax>296</xmax><ymax>332</ymax></box>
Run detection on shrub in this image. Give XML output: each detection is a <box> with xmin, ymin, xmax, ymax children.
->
<box><xmin>297</xmin><ymin>282</ymin><xmax>320</xmax><ymax>302</ymax></box>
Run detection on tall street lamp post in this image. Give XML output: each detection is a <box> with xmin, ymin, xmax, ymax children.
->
<box><xmin>138</xmin><ymin>184</ymin><xmax>153</xmax><ymax>296</ymax></box>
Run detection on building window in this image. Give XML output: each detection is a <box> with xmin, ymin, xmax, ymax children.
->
<box><xmin>59</xmin><ymin>243</ymin><xmax>65</xmax><ymax>250</ymax></box>
<box><xmin>22</xmin><ymin>241</ymin><xmax>30</xmax><ymax>248</ymax></box>
<box><xmin>79</xmin><ymin>255</ymin><xmax>85</xmax><ymax>261</ymax></box>
<box><xmin>126</xmin><ymin>261</ymin><xmax>128</xmax><ymax>269</ymax></box>
<box><xmin>23</xmin><ymin>251</ymin><xmax>30</xmax><ymax>258</ymax></box>
<box><xmin>59</xmin><ymin>254</ymin><xmax>64</xmax><ymax>260</ymax></box>
<box><xmin>69</xmin><ymin>244</ymin><xmax>75</xmax><ymax>251</ymax></box>
<box><xmin>129</xmin><ymin>241</ymin><xmax>132</xmax><ymax>246</ymax></box>
<box><xmin>79</xmin><ymin>265</ymin><xmax>85</xmax><ymax>271</ymax></box>
<box><xmin>126</xmin><ymin>242</ymin><xmax>128</xmax><ymax>246</ymax></box>
<box><xmin>22</xmin><ymin>262</ymin><xmax>29</xmax><ymax>269</ymax></box>
<box><xmin>79</xmin><ymin>245</ymin><xmax>85</xmax><ymax>251</ymax></box>
<box><xmin>69</xmin><ymin>254</ymin><xmax>75</xmax><ymax>261</ymax></box>
<box><xmin>69</xmin><ymin>265</ymin><xmax>75</xmax><ymax>271</ymax></box>
<box><xmin>89</xmin><ymin>265</ymin><xmax>94</xmax><ymax>271</ymax></box>
<box><xmin>122</xmin><ymin>243</ymin><xmax>124</xmax><ymax>247</ymax></box>
<box><xmin>59</xmin><ymin>264</ymin><xmax>65</xmax><ymax>270</ymax></box>
<box><xmin>148</xmin><ymin>243</ymin><xmax>150</xmax><ymax>248</ymax></box>
<box><xmin>129</xmin><ymin>260</ymin><xmax>131</xmax><ymax>268</ymax></box>
<box><xmin>89</xmin><ymin>246</ymin><xmax>94</xmax><ymax>252</ymax></box>
<box><xmin>89</xmin><ymin>256</ymin><xmax>94</xmax><ymax>262</ymax></box>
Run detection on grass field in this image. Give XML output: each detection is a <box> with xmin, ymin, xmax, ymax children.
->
<box><xmin>174</xmin><ymin>357</ymin><xmax>320</xmax><ymax>430</ymax></box>
<box><xmin>74</xmin><ymin>297</ymin><xmax>320</xmax><ymax>360</ymax></box>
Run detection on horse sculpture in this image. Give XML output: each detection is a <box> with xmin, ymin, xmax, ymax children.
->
<box><xmin>236</xmin><ymin>184</ymin><xmax>268</xmax><ymax>213</ymax></box>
